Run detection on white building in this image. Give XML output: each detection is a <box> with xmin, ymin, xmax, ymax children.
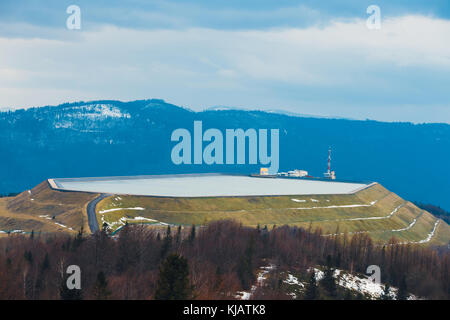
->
<box><xmin>287</xmin><ymin>169</ymin><xmax>308</xmax><ymax>177</ymax></box>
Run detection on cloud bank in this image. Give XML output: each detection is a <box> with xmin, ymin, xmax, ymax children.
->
<box><xmin>0</xmin><ymin>8</ymin><xmax>449</xmax><ymax>123</ymax></box>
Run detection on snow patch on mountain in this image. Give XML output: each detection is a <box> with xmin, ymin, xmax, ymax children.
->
<box><xmin>53</xmin><ymin>104</ymin><xmax>131</xmax><ymax>129</ymax></box>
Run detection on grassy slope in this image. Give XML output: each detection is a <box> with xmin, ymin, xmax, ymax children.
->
<box><xmin>96</xmin><ymin>184</ymin><xmax>450</xmax><ymax>246</ymax></box>
<box><xmin>0</xmin><ymin>181</ymin><xmax>448</xmax><ymax>246</ymax></box>
<box><xmin>0</xmin><ymin>181</ymin><xmax>97</xmax><ymax>234</ymax></box>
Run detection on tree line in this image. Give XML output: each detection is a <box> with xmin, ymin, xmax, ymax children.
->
<box><xmin>0</xmin><ymin>220</ymin><xmax>448</xmax><ymax>299</ymax></box>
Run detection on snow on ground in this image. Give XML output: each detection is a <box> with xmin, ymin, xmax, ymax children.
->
<box><xmin>290</xmin><ymin>199</ymin><xmax>381</xmax><ymax>211</ymax></box>
<box><xmin>310</xmin><ymin>198</ymin><xmax>319</xmax><ymax>202</ymax></box>
<box><xmin>99</xmin><ymin>207</ymin><xmax>145</xmax><ymax>214</ymax></box>
<box><xmin>395</xmin><ymin>220</ymin><xmax>440</xmax><ymax>245</ymax></box>
<box><xmin>10</xmin><ymin>230</ymin><xmax>25</xmax><ymax>234</ymax></box>
<box><xmin>132</xmin><ymin>216</ymin><xmax>157</xmax><ymax>221</ymax></box>
<box><xmin>38</xmin><ymin>215</ymin><xmax>74</xmax><ymax>231</ymax></box>
<box><xmin>69</xmin><ymin>104</ymin><xmax>131</xmax><ymax>120</ymax></box>
<box><xmin>324</xmin><ymin>210</ymin><xmax>421</xmax><ymax>237</ymax></box>
<box><xmin>414</xmin><ymin>220</ymin><xmax>440</xmax><ymax>244</ymax></box>
<box><xmin>232</xmin><ymin>264</ymin><xmax>419</xmax><ymax>300</ymax></box>
<box><xmin>54</xmin><ymin>222</ymin><xmax>74</xmax><ymax>231</ymax></box>
<box><xmin>308</xmin><ymin>268</ymin><xmax>397</xmax><ymax>299</ymax></box>
<box><xmin>119</xmin><ymin>216</ymin><xmax>157</xmax><ymax>223</ymax></box>
<box><xmin>291</xmin><ymin>199</ymin><xmax>306</xmax><ymax>203</ymax></box>
<box><xmin>236</xmin><ymin>264</ymin><xmax>276</xmax><ymax>300</ymax></box>
<box><xmin>101</xmin><ymin>213</ymin><xmax>170</xmax><ymax>231</ymax></box>
<box><xmin>283</xmin><ymin>274</ymin><xmax>304</xmax><ymax>287</ymax></box>
<box><xmin>337</xmin><ymin>270</ymin><xmax>388</xmax><ymax>299</ymax></box>
<box><xmin>391</xmin><ymin>214</ymin><xmax>420</xmax><ymax>232</ymax></box>
<box><xmin>282</xmin><ymin>273</ymin><xmax>304</xmax><ymax>299</ymax></box>
<box><xmin>345</xmin><ymin>204</ymin><xmax>403</xmax><ymax>221</ymax></box>
<box><xmin>237</xmin><ymin>291</ymin><xmax>252</xmax><ymax>300</ymax></box>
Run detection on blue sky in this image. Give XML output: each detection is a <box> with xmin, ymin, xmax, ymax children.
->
<box><xmin>0</xmin><ymin>1</ymin><xmax>449</xmax><ymax>123</ymax></box>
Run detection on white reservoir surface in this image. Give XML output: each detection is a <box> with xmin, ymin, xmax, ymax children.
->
<box><xmin>51</xmin><ymin>174</ymin><xmax>370</xmax><ymax>197</ymax></box>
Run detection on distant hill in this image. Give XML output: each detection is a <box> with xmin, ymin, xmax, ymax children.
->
<box><xmin>1</xmin><ymin>99</ymin><xmax>449</xmax><ymax>210</ymax></box>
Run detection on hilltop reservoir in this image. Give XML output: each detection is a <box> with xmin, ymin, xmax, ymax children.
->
<box><xmin>49</xmin><ymin>174</ymin><xmax>372</xmax><ymax>197</ymax></box>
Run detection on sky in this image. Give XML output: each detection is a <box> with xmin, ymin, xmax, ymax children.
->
<box><xmin>0</xmin><ymin>0</ymin><xmax>449</xmax><ymax>123</ymax></box>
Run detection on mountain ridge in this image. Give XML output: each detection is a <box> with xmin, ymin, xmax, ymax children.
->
<box><xmin>1</xmin><ymin>99</ymin><xmax>449</xmax><ymax>210</ymax></box>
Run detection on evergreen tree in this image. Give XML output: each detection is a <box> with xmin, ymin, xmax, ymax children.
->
<box><xmin>33</xmin><ymin>252</ymin><xmax>51</xmax><ymax>299</ymax></box>
<box><xmin>189</xmin><ymin>224</ymin><xmax>196</xmax><ymax>243</ymax></box>
<box><xmin>380</xmin><ymin>284</ymin><xmax>392</xmax><ymax>300</ymax></box>
<box><xmin>160</xmin><ymin>225</ymin><xmax>172</xmax><ymax>258</ymax></box>
<box><xmin>322</xmin><ymin>255</ymin><xmax>337</xmax><ymax>298</ymax></box>
<box><xmin>41</xmin><ymin>253</ymin><xmax>50</xmax><ymax>271</ymax></box>
<box><xmin>92</xmin><ymin>271</ymin><xmax>111</xmax><ymax>300</ymax></box>
<box><xmin>72</xmin><ymin>227</ymin><xmax>84</xmax><ymax>251</ymax></box>
<box><xmin>304</xmin><ymin>272</ymin><xmax>318</xmax><ymax>300</ymax></box>
<box><xmin>237</xmin><ymin>237</ymin><xmax>255</xmax><ymax>290</ymax></box>
<box><xmin>396</xmin><ymin>276</ymin><xmax>408</xmax><ymax>300</ymax></box>
<box><xmin>24</xmin><ymin>251</ymin><xmax>33</xmax><ymax>265</ymax></box>
<box><xmin>155</xmin><ymin>254</ymin><xmax>192</xmax><ymax>300</ymax></box>
<box><xmin>175</xmin><ymin>225</ymin><xmax>182</xmax><ymax>245</ymax></box>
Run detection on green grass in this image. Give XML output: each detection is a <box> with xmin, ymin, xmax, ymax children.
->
<box><xmin>96</xmin><ymin>184</ymin><xmax>450</xmax><ymax>246</ymax></box>
<box><xmin>1</xmin><ymin>180</ymin><xmax>447</xmax><ymax>246</ymax></box>
<box><xmin>0</xmin><ymin>181</ymin><xmax>97</xmax><ymax>234</ymax></box>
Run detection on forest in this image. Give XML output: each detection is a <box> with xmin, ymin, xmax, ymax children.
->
<box><xmin>0</xmin><ymin>220</ymin><xmax>448</xmax><ymax>300</ymax></box>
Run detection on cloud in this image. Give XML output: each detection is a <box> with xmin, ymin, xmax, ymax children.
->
<box><xmin>0</xmin><ymin>15</ymin><xmax>449</xmax><ymax>123</ymax></box>
<box><xmin>1</xmin><ymin>0</ymin><xmax>449</xmax><ymax>36</ymax></box>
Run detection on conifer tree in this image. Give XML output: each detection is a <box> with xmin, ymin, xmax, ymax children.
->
<box><xmin>189</xmin><ymin>224</ymin><xmax>196</xmax><ymax>243</ymax></box>
<box><xmin>237</xmin><ymin>237</ymin><xmax>255</xmax><ymax>290</ymax></box>
<box><xmin>41</xmin><ymin>253</ymin><xmax>50</xmax><ymax>271</ymax></box>
<box><xmin>72</xmin><ymin>226</ymin><xmax>84</xmax><ymax>251</ymax></box>
<box><xmin>381</xmin><ymin>284</ymin><xmax>392</xmax><ymax>300</ymax></box>
<box><xmin>92</xmin><ymin>271</ymin><xmax>111</xmax><ymax>300</ymax></box>
<box><xmin>175</xmin><ymin>225</ymin><xmax>182</xmax><ymax>245</ymax></box>
<box><xmin>304</xmin><ymin>271</ymin><xmax>318</xmax><ymax>300</ymax></box>
<box><xmin>396</xmin><ymin>276</ymin><xmax>408</xmax><ymax>300</ymax></box>
<box><xmin>322</xmin><ymin>255</ymin><xmax>337</xmax><ymax>298</ymax></box>
<box><xmin>160</xmin><ymin>225</ymin><xmax>172</xmax><ymax>258</ymax></box>
<box><xmin>155</xmin><ymin>254</ymin><xmax>192</xmax><ymax>300</ymax></box>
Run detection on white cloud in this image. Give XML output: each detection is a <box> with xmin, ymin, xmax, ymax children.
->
<box><xmin>0</xmin><ymin>15</ymin><xmax>449</xmax><ymax>122</ymax></box>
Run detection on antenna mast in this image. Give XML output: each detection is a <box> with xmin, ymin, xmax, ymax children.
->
<box><xmin>327</xmin><ymin>147</ymin><xmax>331</xmax><ymax>176</ymax></box>
<box><xmin>324</xmin><ymin>147</ymin><xmax>332</xmax><ymax>179</ymax></box>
